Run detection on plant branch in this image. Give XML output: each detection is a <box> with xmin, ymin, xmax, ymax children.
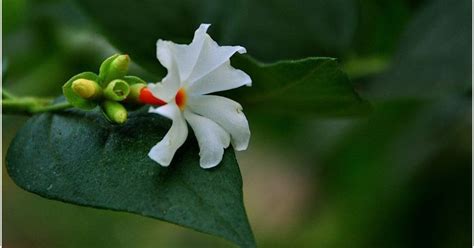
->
<box><xmin>3</xmin><ymin>98</ymin><xmax>72</xmax><ymax>115</ymax></box>
<box><xmin>32</xmin><ymin>102</ymin><xmax>73</xmax><ymax>113</ymax></box>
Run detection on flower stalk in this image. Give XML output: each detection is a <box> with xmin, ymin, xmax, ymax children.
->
<box><xmin>2</xmin><ymin>97</ymin><xmax>72</xmax><ymax>115</ymax></box>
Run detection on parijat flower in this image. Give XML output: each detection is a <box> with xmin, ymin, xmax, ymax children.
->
<box><xmin>143</xmin><ymin>24</ymin><xmax>251</xmax><ymax>168</ymax></box>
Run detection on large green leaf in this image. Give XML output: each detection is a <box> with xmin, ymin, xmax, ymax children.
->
<box><xmin>229</xmin><ymin>56</ymin><xmax>371</xmax><ymax>117</ymax></box>
<box><xmin>74</xmin><ymin>0</ymin><xmax>357</xmax><ymax>75</ymax></box>
<box><xmin>6</xmin><ymin>106</ymin><xmax>255</xmax><ymax>248</ymax></box>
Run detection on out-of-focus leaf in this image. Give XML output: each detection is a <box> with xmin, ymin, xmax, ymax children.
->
<box><xmin>6</xmin><ymin>106</ymin><xmax>255</xmax><ymax>248</ymax></box>
<box><xmin>7</xmin><ymin>54</ymin><xmax>71</xmax><ymax>97</ymax></box>
<box><xmin>294</xmin><ymin>96</ymin><xmax>471</xmax><ymax>247</ymax></box>
<box><xmin>229</xmin><ymin>56</ymin><xmax>371</xmax><ymax>117</ymax></box>
<box><xmin>367</xmin><ymin>0</ymin><xmax>471</xmax><ymax>100</ymax></box>
<box><xmin>2</xmin><ymin>58</ymin><xmax>8</xmax><ymax>81</ymax></box>
<box><xmin>352</xmin><ymin>0</ymin><xmax>411</xmax><ymax>57</ymax></box>
<box><xmin>325</xmin><ymin>97</ymin><xmax>470</xmax><ymax>195</ymax></box>
<box><xmin>3</xmin><ymin>0</ymin><xmax>28</xmax><ymax>35</ymax></box>
<box><xmin>74</xmin><ymin>0</ymin><xmax>358</xmax><ymax>75</ymax></box>
<box><xmin>3</xmin><ymin>0</ymin><xmax>116</xmax><ymax>98</ymax></box>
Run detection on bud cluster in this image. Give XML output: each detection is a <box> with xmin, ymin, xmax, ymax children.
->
<box><xmin>62</xmin><ymin>54</ymin><xmax>147</xmax><ymax>124</ymax></box>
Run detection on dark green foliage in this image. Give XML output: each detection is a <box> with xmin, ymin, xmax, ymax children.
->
<box><xmin>6</xmin><ymin>107</ymin><xmax>255</xmax><ymax>247</ymax></box>
<box><xmin>368</xmin><ymin>0</ymin><xmax>471</xmax><ymax>99</ymax></box>
<box><xmin>4</xmin><ymin>0</ymin><xmax>470</xmax><ymax>247</ymax></box>
<box><xmin>74</xmin><ymin>0</ymin><xmax>358</xmax><ymax>75</ymax></box>
<box><xmin>230</xmin><ymin>56</ymin><xmax>371</xmax><ymax>117</ymax></box>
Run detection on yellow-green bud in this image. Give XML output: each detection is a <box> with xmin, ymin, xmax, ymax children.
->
<box><xmin>125</xmin><ymin>83</ymin><xmax>146</xmax><ymax>104</ymax></box>
<box><xmin>104</xmin><ymin>54</ymin><xmax>130</xmax><ymax>82</ymax></box>
<box><xmin>71</xmin><ymin>79</ymin><xmax>102</xmax><ymax>99</ymax></box>
<box><xmin>104</xmin><ymin>79</ymin><xmax>130</xmax><ymax>101</ymax></box>
<box><xmin>102</xmin><ymin>100</ymin><xmax>127</xmax><ymax>124</ymax></box>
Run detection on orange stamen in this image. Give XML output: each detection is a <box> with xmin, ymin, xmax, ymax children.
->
<box><xmin>175</xmin><ymin>88</ymin><xmax>187</xmax><ymax>110</ymax></box>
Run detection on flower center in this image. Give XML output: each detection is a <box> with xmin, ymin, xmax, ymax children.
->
<box><xmin>176</xmin><ymin>88</ymin><xmax>187</xmax><ymax>110</ymax></box>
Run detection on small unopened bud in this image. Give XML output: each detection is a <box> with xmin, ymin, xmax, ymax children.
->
<box><xmin>104</xmin><ymin>54</ymin><xmax>130</xmax><ymax>83</ymax></box>
<box><xmin>104</xmin><ymin>79</ymin><xmax>130</xmax><ymax>101</ymax></box>
<box><xmin>102</xmin><ymin>100</ymin><xmax>127</xmax><ymax>124</ymax></box>
<box><xmin>125</xmin><ymin>83</ymin><xmax>146</xmax><ymax>104</ymax></box>
<box><xmin>71</xmin><ymin>79</ymin><xmax>102</xmax><ymax>99</ymax></box>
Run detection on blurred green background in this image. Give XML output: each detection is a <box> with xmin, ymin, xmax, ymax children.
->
<box><xmin>3</xmin><ymin>0</ymin><xmax>471</xmax><ymax>247</ymax></box>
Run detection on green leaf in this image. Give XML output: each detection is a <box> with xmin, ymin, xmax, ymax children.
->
<box><xmin>74</xmin><ymin>0</ymin><xmax>357</xmax><ymax>75</ymax></box>
<box><xmin>6</xmin><ymin>107</ymin><xmax>255</xmax><ymax>247</ymax></box>
<box><xmin>229</xmin><ymin>55</ymin><xmax>371</xmax><ymax>117</ymax></box>
<box><xmin>62</xmin><ymin>72</ymin><xmax>99</xmax><ymax>110</ymax></box>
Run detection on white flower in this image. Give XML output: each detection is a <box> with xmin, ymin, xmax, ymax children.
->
<box><xmin>147</xmin><ymin>24</ymin><xmax>251</xmax><ymax>169</ymax></box>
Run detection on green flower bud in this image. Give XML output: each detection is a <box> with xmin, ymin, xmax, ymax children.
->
<box><xmin>102</xmin><ymin>100</ymin><xmax>127</xmax><ymax>124</ymax></box>
<box><xmin>99</xmin><ymin>54</ymin><xmax>130</xmax><ymax>85</ymax></box>
<box><xmin>126</xmin><ymin>83</ymin><xmax>146</xmax><ymax>104</ymax></box>
<box><xmin>62</xmin><ymin>72</ymin><xmax>100</xmax><ymax>110</ymax></box>
<box><xmin>109</xmin><ymin>54</ymin><xmax>130</xmax><ymax>77</ymax></box>
<box><xmin>103</xmin><ymin>79</ymin><xmax>130</xmax><ymax>101</ymax></box>
<box><xmin>71</xmin><ymin>78</ymin><xmax>102</xmax><ymax>100</ymax></box>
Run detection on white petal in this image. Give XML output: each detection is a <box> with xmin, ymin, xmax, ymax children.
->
<box><xmin>153</xmin><ymin>40</ymin><xmax>182</xmax><ymax>101</ymax></box>
<box><xmin>156</xmin><ymin>24</ymin><xmax>209</xmax><ymax>87</ymax></box>
<box><xmin>157</xmin><ymin>23</ymin><xmax>246</xmax><ymax>88</ymax></box>
<box><xmin>184</xmin><ymin>110</ymin><xmax>230</xmax><ymax>169</ymax></box>
<box><xmin>173</xmin><ymin>24</ymin><xmax>210</xmax><ymax>82</ymax></box>
<box><xmin>187</xmin><ymin>95</ymin><xmax>250</xmax><ymax>151</ymax></box>
<box><xmin>148</xmin><ymin>103</ymin><xmax>188</xmax><ymax>166</ymax></box>
<box><xmin>187</xmin><ymin>60</ymin><xmax>251</xmax><ymax>95</ymax></box>
<box><xmin>147</xmin><ymin>81</ymin><xmax>178</xmax><ymax>103</ymax></box>
<box><xmin>185</xmin><ymin>35</ymin><xmax>246</xmax><ymax>88</ymax></box>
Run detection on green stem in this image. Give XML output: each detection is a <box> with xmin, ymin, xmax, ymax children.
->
<box><xmin>3</xmin><ymin>98</ymin><xmax>73</xmax><ymax>115</ymax></box>
<box><xmin>32</xmin><ymin>102</ymin><xmax>73</xmax><ymax>113</ymax></box>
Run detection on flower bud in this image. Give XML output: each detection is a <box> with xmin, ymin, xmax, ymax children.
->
<box><xmin>102</xmin><ymin>100</ymin><xmax>127</xmax><ymax>124</ymax></box>
<box><xmin>62</xmin><ymin>72</ymin><xmax>100</xmax><ymax>110</ymax></box>
<box><xmin>103</xmin><ymin>79</ymin><xmax>130</xmax><ymax>101</ymax></box>
<box><xmin>102</xmin><ymin>54</ymin><xmax>130</xmax><ymax>83</ymax></box>
<box><xmin>125</xmin><ymin>83</ymin><xmax>146</xmax><ymax>104</ymax></box>
<box><xmin>71</xmin><ymin>78</ymin><xmax>102</xmax><ymax>100</ymax></box>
